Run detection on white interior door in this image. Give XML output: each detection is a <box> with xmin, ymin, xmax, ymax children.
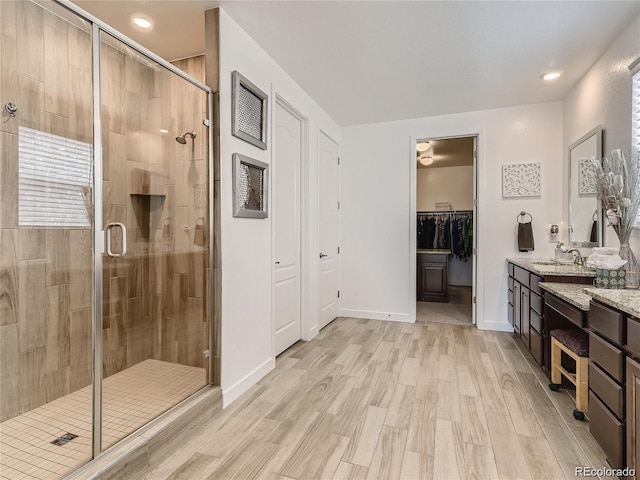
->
<box><xmin>274</xmin><ymin>101</ymin><xmax>302</xmax><ymax>355</ymax></box>
<box><xmin>472</xmin><ymin>136</ymin><xmax>478</xmax><ymax>326</ymax></box>
<box><xmin>318</xmin><ymin>132</ymin><xmax>340</xmax><ymax>329</ymax></box>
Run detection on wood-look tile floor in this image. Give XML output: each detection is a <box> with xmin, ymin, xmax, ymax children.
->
<box><xmin>417</xmin><ymin>286</ymin><xmax>473</xmax><ymax>326</ymax></box>
<box><xmin>142</xmin><ymin>318</ymin><xmax>614</xmax><ymax>480</ymax></box>
<box><xmin>0</xmin><ymin>360</ymin><xmax>205</xmax><ymax>480</ymax></box>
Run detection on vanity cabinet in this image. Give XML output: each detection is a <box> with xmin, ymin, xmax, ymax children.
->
<box><xmin>587</xmin><ymin>300</ymin><xmax>640</xmax><ymax>472</ymax></box>
<box><xmin>627</xmin><ymin>315</ymin><xmax>640</xmax><ymax>479</ymax></box>
<box><xmin>508</xmin><ymin>265</ymin><xmax>543</xmax><ymax>361</ymax></box>
<box><xmin>507</xmin><ymin>261</ymin><xmax>592</xmax><ymax>372</ymax></box>
<box><xmin>417</xmin><ymin>252</ymin><xmax>449</xmax><ymax>302</ymax></box>
<box><xmin>627</xmin><ymin>356</ymin><xmax>640</xmax><ymax>480</ymax></box>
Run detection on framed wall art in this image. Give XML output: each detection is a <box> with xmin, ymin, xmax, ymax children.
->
<box><xmin>232</xmin><ymin>71</ymin><xmax>268</xmax><ymax>150</ymax></box>
<box><xmin>502</xmin><ymin>162</ymin><xmax>541</xmax><ymax>198</ymax></box>
<box><xmin>232</xmin><ymin>153</ymin><xmax>268</xmax><ymax>218</ymax></box>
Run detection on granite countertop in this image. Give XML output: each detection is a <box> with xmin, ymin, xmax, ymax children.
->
<box><xmin>584</xmin><ymin>287</ymin><xmax>640</xmax><ymax>318</ymax></box>
<box><xmin>508</xmin><ymin>257</ymin><xmax>596</xmax><ymax>278</ymax></box>
<box><xmin>418</xmin><ymin>249</ymin><xmax>450</xmax><ymax>254</ymax></box>
<box><xmin>539</xmin><ymin>282</ymin><xmax>592</xmax><ymax>311</ymax></box>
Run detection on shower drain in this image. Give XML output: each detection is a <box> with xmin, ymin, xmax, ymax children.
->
<box><xmin>51</xmin><ymin>433</ymin><xmax>78</xmax><ymax>446</ymax></box>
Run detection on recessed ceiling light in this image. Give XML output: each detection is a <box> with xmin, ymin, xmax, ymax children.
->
<box><xmin>541</xmin><ymin>71</ymin><xmax>563</xmax><ymax>81</ymax></box>
<box><xmin>132</xmin><ymin>15</ymin><xmax>153</xmax><ymax>30</ymax></box>
<box><xmin>417</xmin><ymin>141</ymin><xmax>431</xmax><ymax>152</ymax></box>
<box><xmin>419</xmin><ymin>156</ymin><xmax>434</xmax><ymax>166</ymax></box>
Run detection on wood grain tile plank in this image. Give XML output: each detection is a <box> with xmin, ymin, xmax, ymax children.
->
<box><xmin>459</xmin><ymin>394</ymin><xmax>491</xmax><ymax>447</ymax></box>
<box><xmin>0</xmin><ymin>323</ymin><xmax>20</xmax><ymax>421</ymax></box>
<box><xmin>0</xmin><ymin>228</ymin><xmax>19</xmax><ymax>326</ymax></box>
<box><xmin>463</xmin><ymin>442</ymin><xmax>500</xmax><ymax>480</ymax></box>
<box><xmin>436</xmin><ymin>379</ymin><xmax>460</xmax><ymax>421</ymax></box>
<box><xmin>332</xmin><ymin>461</ymin><xmax>368</xmax><ymax>480</ymax></box>
<box><xmin>18</xmin><ymin>259</ymin><xmax>46</xmax><ymax>351</ymax></box>
<box><xmin>518</xmin><ymin>434</ymin><xmax>566</xmax><ymax>480</ymax></box>
<box><xmin>485</xmin><ymin>410</ymin><xmax>532</xmax><ymax>480</ymax></box>
<box><xmin>164</xmin><ymin>453</ymin><xmax>220</xmax><ymax>480</ymax></box>
<box><xmin>398</xmin><ymin>357</ymin><xmax>420</xmax><ymax>386</ymax></box>
<box><xmin>343</xmin><ymin>405</ymin><xmax>387</xmax><ymax>467</ymax></box>
<box><xmin>365</xmin><ymin>425</ymin><xmax>407</xmax><ymax>480</ymax></box>
<box><xmin>384</xmin><ymin>384</ymin><xmax>414</xmax><ymax>430</ymax></box>
<box><xmin>457</xmin><ymin>364</ymin><xmax>480</xmax><ymax>397</ymax></box>
<box><xmin>45</xmin><ymin>284</ymin><xmax>70</xmax><ymax>372</ymax></box>
<box><xmin>500</xmin><ymin>377</ymin><xmax>545</xmax><ymax>438</ymax></box>
<box><xmin>399</xmin><ymin>450</ymin><xmax>422</xmax><ymax>480</ymax></box>
<box><xmin>432</xmin><ymin>418</ymin><xmax>463</xmax><ymax>480</ymax></box>
<box><xmin>406</xmin><ymin>393</ymin><xmax>437</xmax><ymax>456</ymax></box>
<box><xmin>279</xmin><ymin>414</ymin><xmax>349</xmax><ymax>480</ymax></box>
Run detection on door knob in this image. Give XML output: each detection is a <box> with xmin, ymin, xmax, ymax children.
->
<box><xmin>319</xmin><ymin>253</ymin><xmax>328</xmax><ymax>258</ymax></box>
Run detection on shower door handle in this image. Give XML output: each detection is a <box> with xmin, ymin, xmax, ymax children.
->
<box><xmin>105</xmin><ymin>222</ymin><xmax>127</xmax><ymax>258</ymax></box>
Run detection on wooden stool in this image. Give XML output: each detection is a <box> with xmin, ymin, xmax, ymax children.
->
<box><xmin>548</xmin><ymin>328</ymin><xmax>589</xmax><ymax>421</ymax></box>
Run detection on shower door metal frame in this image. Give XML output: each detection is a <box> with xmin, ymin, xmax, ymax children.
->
<box><xmin>50</xmin><ymin>0</ymin><xmax>216</xmax><ymax>459</ymax></box>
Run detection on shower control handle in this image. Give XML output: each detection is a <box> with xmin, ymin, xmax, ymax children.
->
<box><xmin>105</xmin><ymin>222</ymin><xmax>127</xmax><ymax>258</ymax></box>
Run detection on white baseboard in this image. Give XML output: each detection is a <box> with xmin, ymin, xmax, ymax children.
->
<box><xmin>339</xmin><ymin>308</ymin><xmax>412</xmax><ymax>323</ymax></box>
<box><xmin>477</xmin><ymin>320</ymin><xmax>513</xmax><ymax>332</ymax></box>
<box><xmin>222</xmin><ymin>357</ymin><xmax>274</xmax><ymax>408</ymax></box>
<box><xmin>302</xmin><ymin>325</ymin><xmax>319</xmax><ymax>341</ymax></box>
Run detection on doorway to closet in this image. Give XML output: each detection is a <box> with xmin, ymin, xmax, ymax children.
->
<box><xmin>415</xmin><ymin>136</ymin><xmax>477</xmax><ymax>326</ymax></box>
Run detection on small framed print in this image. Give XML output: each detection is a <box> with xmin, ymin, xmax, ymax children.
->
<box><xmin>232</xmin><ymin>153</ymin><xmax>268</xmax><ymax>218</ymax></box>
<box><xmin>232</xmin><ymin>71</ymin><xmax>268</xmax><ymax>150</ymax></box>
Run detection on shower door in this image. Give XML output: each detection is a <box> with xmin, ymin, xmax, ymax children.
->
<box><xmin>0</xmin><ymin>2</ymin><xmax>95</xmax><ymax>477</ymax></box>
<box><xmin>97</xmin><ymin>31</ymin><xmax>210</xmax><ymax>452</ymax></box>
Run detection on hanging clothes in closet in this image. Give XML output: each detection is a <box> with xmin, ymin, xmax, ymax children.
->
<box><xmin>417</xmin><ymin>211</ymin><xmax>473</xmax><ymax>260</ymax></box>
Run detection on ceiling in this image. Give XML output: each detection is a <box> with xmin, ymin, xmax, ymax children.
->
<box><xmin>70</xmin><ymin>1</ymin><xmax>640</xmax><ymax>127</ymax></box>
<box><xmin>417</xmin><ymin>137</ymin><xmax>474</xmax><ymax>169</ymax></box>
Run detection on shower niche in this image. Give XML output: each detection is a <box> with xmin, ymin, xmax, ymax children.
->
<box><xmin>130</xmin><ymin>168</ymin><xmax>167</xmax><ymax>238</ymax></box>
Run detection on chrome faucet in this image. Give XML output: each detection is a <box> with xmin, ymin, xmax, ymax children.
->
<box><xmin>566</xmin><ymin>249</ymin><xmax>584</xmax><ymax>266</ymax></box>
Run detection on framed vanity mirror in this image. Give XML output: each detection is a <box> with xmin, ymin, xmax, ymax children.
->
<box><xmin>568</xmin><ymin>125</ymin><xmax>602</xmax><ymax>247</ymax></box>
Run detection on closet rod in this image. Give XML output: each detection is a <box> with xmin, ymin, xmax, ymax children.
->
<box><xmin>417</xmin><ymin>210</ymin><xmax>473</xmax><ymax>215</ymax></box>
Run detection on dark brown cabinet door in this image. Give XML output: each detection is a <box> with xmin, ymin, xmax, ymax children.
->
<box><xmin>628</xmin><ymin>356</ymin><xmax>640</xmax><ymax>479</ymax></box>
<box><xmin>513</xmin><ymin>282</ymin><xmax>521</xmax><ymax>335</ymax></box>
<box><xmin>521</xmin><ymin>286</ymin><xmax>530</xmax><ymax>348</ymax></box>
<box><xmin>418</xmin><ymin>263</ymin><xmax>448</xmax><ymax>301</ymax></box>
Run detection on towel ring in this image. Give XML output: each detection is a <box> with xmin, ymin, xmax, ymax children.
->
<box><xmin>517</xmin><ymin>211</ymin><xmax>532</xmax><ymax>223</ymax></box>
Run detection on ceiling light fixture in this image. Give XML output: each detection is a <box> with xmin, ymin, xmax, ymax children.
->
<box><xmin>417</xmin><ymin>141</ymin><xmax>431</xmax><ymax>152</ymax></box>
<box><xmin>132</xmin><ymin>15</ymin><xmax>153</xmax><ymax>30</ymax></box>
<box><xmin>419</xmin><ymin>156</ymin><xmax>434</xmax><ymax>166</ymax></box>
<box><xmin>541</xmin><ymin>70</ymin><xmax>563</xmax><ymax>81</ymax></box>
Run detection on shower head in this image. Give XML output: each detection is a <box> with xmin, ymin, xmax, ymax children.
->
<box><xmin>175</xmin><ymin>131</ymin><xmax>196</xmax><ymax>144</ymax></box>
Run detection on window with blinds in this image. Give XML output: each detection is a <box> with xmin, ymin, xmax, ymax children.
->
<box><xmin>18</xmin><ymin>127</ymin><xmax>92</xmax><ymax>227</ymax></box>
<box><xmin>631</xmin><ymin>59</ymin><xmax>640</xmax><ymax>226</ymax></box>
<box><xmin>633</xmin><ymin>62</ymin><xmax>640</xmax><ymax>155</ymax></box>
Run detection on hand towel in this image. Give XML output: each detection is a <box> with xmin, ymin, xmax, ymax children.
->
<box><xmin>518</xmin><ymin>222</ymin><xmax>534</xmax><ymax>252</ymax></box>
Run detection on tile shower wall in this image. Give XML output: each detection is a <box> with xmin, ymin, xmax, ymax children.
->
<box><xmin>99</xmin><ymin>45</ymin><xmax>209</xmax><ymax>378</ymax></box>
<box><xmin>0</xmin><ymin>2</ymin><xmax>93</xmax><ymax>422</ymax></box>
<box><xmin>0</xmin><ymin>0</ymin><xmax>209</xmax><ymax>423</ymax></box>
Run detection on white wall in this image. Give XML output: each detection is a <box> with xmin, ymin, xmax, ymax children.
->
<box><xmin>417</xmin><ymin>166</ymin><xmax>473</xmax><ymax>211</ymax></box>
<box><xmin>563</xmin><ymin>15</ymin><xmax>640</xmax><ymax>253</ymax></box>
<box><xmin>218</xmin><ymin>8</ymin><xmax>340</xmax><ymax>406</ymax></box>
<box><xmin>340</xmin><ymin>102</ymin><xmax>563</xmax><ymax>331</ymax></box>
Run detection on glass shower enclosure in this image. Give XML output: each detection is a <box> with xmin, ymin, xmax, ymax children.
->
<box><xmin>0</xmin><ymin>1</ymin><xmax>213</xmax><ymax>478</ymax></box>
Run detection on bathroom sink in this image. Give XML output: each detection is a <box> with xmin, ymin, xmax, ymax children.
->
<box><xmin>531</xmin><ymin>259</ymin><xmax>576</xmax><ymax>266</ymax></box>
<box><xmin>531</xmin><ymin>260</ymin><xmax>560</xmax><ymax>265</ymax></box>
